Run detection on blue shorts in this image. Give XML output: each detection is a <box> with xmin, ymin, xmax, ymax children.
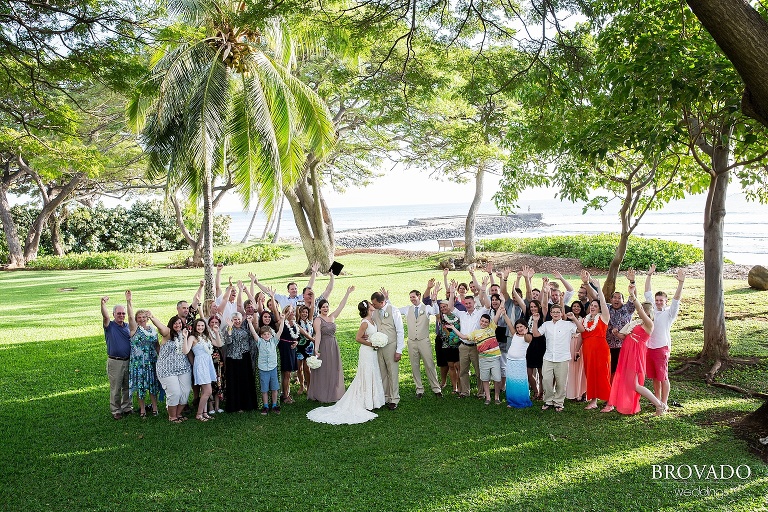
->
<box><xmin>259</xmin><ymin>367</ymin><xmax>279</xmax><ymax>393</ymax></box>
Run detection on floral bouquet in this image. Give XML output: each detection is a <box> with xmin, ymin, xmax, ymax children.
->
<box><xmin>369</xmin><ymin>332</ymin><xmax>389</xmax><ymax>350</ymax></box>
<box><xmin>306</xmin><ymin>355</ymin><xmax>322</xmax><ymax>369</ymax></box>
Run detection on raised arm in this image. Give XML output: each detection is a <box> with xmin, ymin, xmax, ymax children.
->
<box><xmin>477</xmin><ymin>275</ymin><xmax>491</xmax><ymax>308</ymax></box>
<box><xmin>581</xmin><ymin>269</ymin><xmax>597</xmax><ymax>300</ymax></box>
<box><xmin>552</xmin><ymin>270</ymin><xmax>574</xmax><ymax>292</ymax></box>
<box><xmin>523</xmin><ymin>265</ymin><xmax>534</xmax><ymax>301</ymax></box>
<box><xmin>215</xmin><ymin>263</ymin><xmax>224</xmax><ymax>298</ymax></box>
<box><xmin>443</xmin><ymin>268</ymin><xmax>450</xmax><ymax>296</ymax></box>
<box><xmin>486</xmin><ymin>262</ymin><xmax>496</xmax><ymax>287</ymax></box>
<box><xmin>100</xmin><ymin>296</ymin><xmax>110</xmax><ymax>328</ymax></box>
<box><xmin>645</xmin><ymin>264</ymin><xmax>656</xmax><ymax>294</ymax></box>
<box><xmin>321</xmin><ymin>272</ymin><xmax>335</xmax><ymax>301</ymax></box>
<box><xmin>209</xmin><ymin>323</ymin><xmax>223</xmax><ymax>348</ymax></box>
<box><xmin>125</xmin><ymin>290</ymin><xmax>137</xmax><ymax>335</ymax></box>
<box><xmin>590</xmin><ymin>274</ymin><xmax>611</xmax><ymax>324</ymax></box>
<box><xmin>540</xmin><ymin>277</ymin><xmax>550</xmax><ymax>317</ymax></box>
<box><xmin>181</xmin><ymin>328</ymin><xmax>193</xmax><ymax>354</ymax></box>
<box><xmin>423</xmin><ymin>278</ymin><xmax>435</xmax><ymax>302</ymax></box>
<box><xmin>331</xmin><ymin>285</ymin><xmax>354</xmax><ymax>318</ymax></box>
<box><xmin>507</xmin><ymin>272</ymin><xmax>527</xmax><ymax>312</ymax></box>
<box><xmin>629</xmin><ymin>285</ymin><xmax>653</xmax><ymax>333</ymax></box>
<box><xmin>191</xmin><ymin>280</ymin><xmax>204</xmax><ymax>309</ymax></box>
<box><xmin>673</xmin><ymin>269</ymin><xmax>686</xmax><ymax>301</ymax></box>
<box><xmin>307</xmin><ymin>261</ymin><xmax>320</xmax><ymax>290</ymax></box>
<box><xmin>148</xmin><ymin>311</ymin><xmax>170</xmax><ymax>340</ymax></box>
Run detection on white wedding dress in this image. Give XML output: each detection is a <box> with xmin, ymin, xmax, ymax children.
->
<box><xmin>307</xmin><ymin>319</ymin><xmax>385</xmax><ymax>424</ymax></box>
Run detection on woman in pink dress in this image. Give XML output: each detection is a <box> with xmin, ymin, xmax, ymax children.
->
<box><xmin>602</xmin><ymin>285</ymin><xmax>667</xmax><ymax>416</ymax></box>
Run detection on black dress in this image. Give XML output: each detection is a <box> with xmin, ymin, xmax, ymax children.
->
<box><xmin>525</xmin><ymin>314</ymin><xmax>546</xmax><ymax>370</ymax></box>
<box><xmin>278</xmin><ymin>321</ymin><xmax>299</xmax><ymax>372</ymax></box>
<box><xmin>223</xmin><ymin>326</ymin><xmax>257</xmax><ymax>412</ymax></box>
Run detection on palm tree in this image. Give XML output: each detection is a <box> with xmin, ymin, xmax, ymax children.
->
<box><xmin>128</xmin><ymin>1</ymin><xmax>334</xmax><ymax>300</ymax></box>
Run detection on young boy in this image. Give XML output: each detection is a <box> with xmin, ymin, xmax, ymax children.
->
<box><xmin>257</xmin><ymin>323</ymin><xmax>283</xmax><ymax>415</ymax></box>
<box><xmin>449</xmin><ymin>309</ymin><xmax>504</xmax><ymax>404</ymax></box>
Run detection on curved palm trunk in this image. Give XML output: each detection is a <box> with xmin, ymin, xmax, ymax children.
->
<box><xmin>240</xmin><ymin>200</ymin><xmax>262</xmax><ymax>243</ymax></box>
<box><xmin>271</xmin><ymin>193</ymin><xmax>285</xmax><ymax>244</ymax></box>
<box><xmin>284</xmin><ymin>160</ymin><xmax>334</xmax><ymax>274</ymax></box>
<box><xmin>464</xmin><ymin>167</ymin><xmax>484</xmax><ymax>264</ymax></box>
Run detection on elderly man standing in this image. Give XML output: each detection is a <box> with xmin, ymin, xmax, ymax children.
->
<box><xmin>101</xmin><ymin>296</ymin><xmax>132</xmax><ymax>419</ymax></box>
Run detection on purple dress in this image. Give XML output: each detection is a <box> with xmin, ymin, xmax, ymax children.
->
<box><xmin>307</xmin><ymin>317</ymin><xmax>344</xmax><ymax>403</ymax></box>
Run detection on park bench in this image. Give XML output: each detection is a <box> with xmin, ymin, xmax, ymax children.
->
<box><xmin>437</xmin><ymin>239</ymin><xmax>466</xmax><ymax>251</ymax></box>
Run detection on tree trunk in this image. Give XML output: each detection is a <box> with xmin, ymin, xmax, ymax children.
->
<box><xmin>23</xmin><ymin>172</ymin><xmax>84</xmax><ymax>262</ymax></box>
<box><xmin>170</xmin><ymin>195</ymin><xmax>202</xmax><ymax>266</ymax></box>
<box><xmin>604</xmin><ymin>231</ymin><xmax>630</xmax><ymax>299</ymax></box>
<box><xmin>240</xmin><ymin>200</ymin><xmax>262</xmax><ymax>244</ymax></box>
<box><xmin>464</xmin><ymin>167</ymin><xmax>484</xmax><ymax>264</ymax></box>
<box><xmin>0</xmin><ymin>183</ymin><xmax>24</xmax><ymax>268</ymax></box>
<box><xmin>687</xmin><ymin>0</ymin><xmax>768</xmax><ymax>127</ymax></box>
<box><xmin>48</xmin><ymin>209</ymin><xmax>66</xmax><ymax>256</ymax></box>
<box><xmin>284</xmin><ymin>159</ymin><xmax>334</xmax><ymax>273</ymax></box>
<box><xmin>201</xmin><ymin>165</ymin><xmax>215</xmax><ymax>303</ymax></box>
<box><xmin>700</xmin><ymin>142</ymin><xmax>731</xmax><ymax>362</ymax></box>
<box><xmin>271</xmin><ymin>193</ymin><xmax>285</xmax><ymax>244</ymax></box>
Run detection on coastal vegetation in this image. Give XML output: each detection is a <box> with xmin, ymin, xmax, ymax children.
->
<box><xmin>0</xmin><ymin>249</ymin><xmax>765</xmax><ymax>511</ymax></box>
<box><xmin>479</xmin><ymin>235</ymin><xmax>704</xmax><ymax>273</ymax></box>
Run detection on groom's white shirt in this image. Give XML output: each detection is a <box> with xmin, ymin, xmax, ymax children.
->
<box><xmin>379</xmin><ymin>301</ymin><xmax>405</xmax><ymax>354</ymax></box>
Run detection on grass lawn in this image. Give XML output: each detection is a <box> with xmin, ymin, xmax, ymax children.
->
<box><xmin>1</xmin><ymin>247</ymin><xmax>766</xmax><ymax>511</ymax></box>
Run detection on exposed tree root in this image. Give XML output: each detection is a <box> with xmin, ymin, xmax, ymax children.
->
<box><xmin>672</xmin><ymin>356</ymin><xmax>768</xmax><ymax>399</ymax></box>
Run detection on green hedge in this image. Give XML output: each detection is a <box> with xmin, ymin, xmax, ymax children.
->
<box><xmin>25</xmin><ymin>252</ymin><xmax>152</xmax><ymax>270</ymax></box>
<box><xmin>169</xmin><ymin>244</ymin><xmax>286</xmax><ymax>267</ymax></box>
<box><xmin>478</xmin><ymin>234</ymin><xmax>703</xmax><ymax>271</ymax></box>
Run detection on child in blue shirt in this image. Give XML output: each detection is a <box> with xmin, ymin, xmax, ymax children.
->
<box><xmin>257</xmin><ymin>322</ymin><xmax>283</xmax><ymax>415</ymax></box>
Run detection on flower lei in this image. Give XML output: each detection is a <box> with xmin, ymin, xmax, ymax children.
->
<box><xmin>583</xmin><ymin>314</ymin><xmax>602</xmax><ymax>332</ymax></box>
<box><xmin>173</xmin><ymin>334</ymin><xmax>184</xmax><ymax>355</ymax></box>
<box><xmin>285</xmin><ymin>321</ymin><xmax>300</xmax><ymax>340</ymax></box>
<box><xmin>198</xmin><ymin>336</ymin><xmax>214</xmax><ymax>355</ymax></box>
<box><xmin>137</xmin><ymin>325</ymin><xmax>156</xmax><ymax>339</ymax></box>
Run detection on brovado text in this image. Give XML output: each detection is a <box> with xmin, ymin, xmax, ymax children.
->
<box><xmin>652</xmin><ymin>464</ymin><xmax>752</xmax><ymax>480</ymax></box>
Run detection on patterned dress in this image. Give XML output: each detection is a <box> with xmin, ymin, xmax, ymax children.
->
<box><xmin>129</xmin><ymin>326</ymin><xmax>162</xmax><ymax>398</ymax></box>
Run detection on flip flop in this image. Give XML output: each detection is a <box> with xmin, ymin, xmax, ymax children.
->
<box><xmin>541</xmin><ymin>404</ymin><xmax>551</xmax><ymax>411</ymax></box>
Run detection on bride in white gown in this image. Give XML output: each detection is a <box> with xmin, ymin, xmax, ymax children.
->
<box><xmin>307</xmin><ymin>300</ymin><xmax>385</xmax><ymax>424</ymax></box>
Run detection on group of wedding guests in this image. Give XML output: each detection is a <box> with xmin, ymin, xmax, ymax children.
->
<box><xmin>101</xmin><ymin>260</ymin><xmax>685</xmax><ymax>424</ymax></box>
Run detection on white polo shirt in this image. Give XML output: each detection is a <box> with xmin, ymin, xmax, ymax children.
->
<box><xmin>452</xmin><ymin>307</ymin><xmax>490</xmax><ymax>337</ymax></box>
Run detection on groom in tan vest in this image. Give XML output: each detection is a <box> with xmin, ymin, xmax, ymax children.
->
<box><xmin>371</xmin><ymin>291</ymin><xmax>404</xmax><ymax>410</ymax></box>
<box><xmin>398</xmin><ymin>290</ymin><xmax>442</xmax><ymax>398</ymax></box>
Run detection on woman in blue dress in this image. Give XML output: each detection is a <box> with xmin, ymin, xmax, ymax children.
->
<box><xmin>125</xmin><ymin>291</ymin><xmax>161</xmax><ymax>417</ymax></box>
<box><xmin>189</xmin><ymin>319</ymin><xmax>220</xmax><ymax>422</ymax></box>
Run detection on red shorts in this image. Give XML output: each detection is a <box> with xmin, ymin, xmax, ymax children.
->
<box><xmin>646</xmin><ymin>346</ymin><xmax>669</xmax><ymax>381</ymax></box>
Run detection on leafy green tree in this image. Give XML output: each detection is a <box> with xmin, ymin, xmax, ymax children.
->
<box><xmin>129</xmin><ymin>2</ymin><xmax>335</xmax><ymax>298</ymax></box>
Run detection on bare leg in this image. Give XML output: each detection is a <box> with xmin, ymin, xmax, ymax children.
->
<box><xmin>527</xmin><ymin>368</ymin><xmax>537</xmax><ymax>397</ymax></box>
<box><xmin>493</xmin><ymin>381</ymin><xmax>501</xmax><ymax>401</ymax></box>
<box><xmin>440</xmin><ymin>366</ymin><xmax>449</xmax><ymax>388</ymax></box>
<box><xmin>634</xmin><ymin>375</ymin><xmax>665</xmax><ymax>414</ymax></box>
<box><xmin>197</xmin><ymin>384</ymin><xmax>212</xmax><ymax>418</ymax></box>
<box><xmin>661</xmin><ymin>380</ymin><xmax>670</xmax><ymax>405</ymax></box>
<box><xmin>137</xmin><ymin>395</ymin><xmax>146</xmax><ymax>415</ymax></box>
<box><xmin>150</xmin><ymin>394</ymin><xmax>158</xmax><ymax>413</ymax></box>
<box><xmin>481</xmin><ymin>380</ymin><xmax>490</xmax><ymax>403</ymax></box>
<box><xmin>281</xmin><ymin>371</ymin><xmax>292</xmax><ymax>400</ymax></box>
<box><xmin>448</xmin><ymin>362</ymin><xmax>459</xmax><ymax>392</ymax></box>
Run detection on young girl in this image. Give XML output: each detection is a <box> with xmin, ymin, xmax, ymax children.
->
<box><xmin>189</xmin><ymin>319</ymin><xmax>220</xmax><ymax>422</ymax></box>
<box><xmin>279</xmin><ymin>305</ymin><xmax>300</xmax><ymax>404</ymax></box>
<box><xmin>296</xmin><ymin>305</ymin><xmax>315</xmax><ymax>395</ymax></box>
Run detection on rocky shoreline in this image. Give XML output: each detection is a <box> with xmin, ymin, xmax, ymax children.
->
<box><xmin>327</xmin><ymin>214</ymin><xmax>543</xmax><ymax>249</ymax></box>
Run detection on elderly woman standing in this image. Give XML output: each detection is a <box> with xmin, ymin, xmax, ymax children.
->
<box><xmin>148</xmin><ymin>313</ymin><xmax>193</xmax><ymax>423</ymax></box>
<box><xmin>222</xmin><ymin>312</ymin><xmax>259</xmax><ymax>413</ymax></box>
<box><xmin>125</xmin><ymin>291</ymin><xmax>161</xmax><ymax>418</ymax></box>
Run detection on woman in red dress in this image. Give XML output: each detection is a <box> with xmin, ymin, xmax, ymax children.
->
<box><xmin>575</xmin><ymin>276</ymin><xmax>612</xmax><ymax>410</ymax></box>
<box><xmin>602</xmin><ymin>285</ymin><xmax>667</xmax><ymax>415</ymax></box>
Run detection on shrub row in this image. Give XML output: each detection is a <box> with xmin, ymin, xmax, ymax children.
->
<box><xmin>169</xmin><ymin>244</ymin><xmax>286</xmax><ymax>267</ymax></box>
<box><xmin>25</xmin><ymin>251</ymin><xmax>152</xmax><ymax>270</ymax></box>
<box><xmin>478</xmin><ymin>234</ymin><xmax>703</xmax><ymax>271</ymax></box>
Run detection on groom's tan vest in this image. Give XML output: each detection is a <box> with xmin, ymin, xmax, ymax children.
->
<box><xmin>376</xmin><ymin>304</ymin><xmax>397</xmax><ymax>346</ymax></box>
<box><xmin>405</xmin><ymin>303</ymin><xmax>431</xmax><ymax>341</ymax></box>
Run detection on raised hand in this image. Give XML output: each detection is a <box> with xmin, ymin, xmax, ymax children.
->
<box><xmin>485</xmin><ymin>262</ymin><xmax>494</xmax><ymax>274</ymax></box>
<box><xmin>531</xmin><ymin>313</ymin><xmax>540</xmax><ymax>322</ymax></box>
<box><xmin>565</xmin><ymin>312</ymin><xmax>576</xmax><ymax>321</ymax></box>
<box><xmin>542</xmin><ymin>277</ymin><xmax>550</xmax><ymax>288</ymax></box>
<box><xmin>379</xmin><ymin>287</ymin><xmax>387</xmax><ymax>299</ymax></box>
<box><xmin>627</xmin><ymin>268</ymin><xmax>636</xmax><ymax>282</ymax></box>
<box><xmin>101</xmin><ymin>296</ymin><xmax>109</xmax><ymax>304</ymax></box>
<box><xmin>248</xmin><ymin>272</ymin><xmax>256</xmax><ymax>282</ymax></box>
<box><xmin>427</xmin><ymin>277</ymin><xmax>436</xmax><ymax>288</ymax></box>
<box><xmin>443</xmin><ymin>267</ymin><xmax>450</xmax><ymax>277</ymax></box>
<box><xmin>267</xmin><ymin>286</ymin><xmax>276</xmax><ymax>297</ymax></box>
<box><xmin>523</xmin><ymin>265</ymin><xmax>535</xmax><ymax>279</ymax></box>
<box><xmin>676</xmin><ymin>269</ymin><xmax>686</xmax><ymax>282</ymax></box>
<box><xmin>553</xmin><ymin>270</ymin><xmax>563</xmax><ymax>280</ymax></box>
<box><xmin>311</xmin><ymin>261</ymin><xmax>320</xmax><ymax>273</ymax></box>
<box><xmin>199</xmin><ymin>279</ymin><xmax>205</xmax><ymax>287</ymax></box>
<box><xmin>628</xmin><ymin>283</ymin><xmax>637</xmax><ymax>300</ymax></box>
<box><xmin>648</xmin><ymin>264</ymin><xmax>656</xmax><ymax>275</ymax></box>
<box><xmin>216</xmin><ymin>263</ymin><xmax>223</xmax><ymax>271</ymax></box>
<box><xmin>580</xmin><ymin>269</ymin><xmax>589</xmax><ymax>283</ymax></box>
<box><xmin>434</xmin><ymin>282</ymin><xmax>442</xmax><ymax>295</ymax></box>
<box><xmin>237</xmin><ymin>280</ymin><xmax>244</xmax><ymax>290</ymax></box>
<box><xmin>481</xmin><ymin>275</ymin><xmax>490</xmax><ymax>288</ymax></box>
<box><xmin>228</xmin><ymin>276</ymin><xmax>233</xmax><ymax>287</ymax></box>
<box><xmin>125</xmin><ymin>290</ymin><xmax>132</xmax><ymax>302</ymax></box>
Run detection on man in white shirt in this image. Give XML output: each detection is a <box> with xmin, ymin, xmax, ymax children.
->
<box><xmin>398</xmin><ymin>290</ymin><xmax>442</xmax><ymax>398</ymax></box>
<box><xmin>532</xmin><ymin>305</ymin><xmax>585</xmax><ymax>411</ymax></box>
<box><xmin>645</xmin><ymin>265</ymin><xmax>686</xmax><ymax>409</ymax></box>
<box><xmin>448</xmin><ymin>285</ymin><xmax>489</xmax><ymax>398</ymax></box>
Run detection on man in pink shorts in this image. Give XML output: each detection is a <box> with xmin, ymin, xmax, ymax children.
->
<box><xmin>644</xmin><ymin>265</ymin><xmax>686</xmax><ymax>408</ymax></box>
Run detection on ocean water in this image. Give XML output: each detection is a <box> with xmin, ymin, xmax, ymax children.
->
<box><xmin>222</xmin><ymin>191</ymin><xmax>768</xmax><ymax>265</ymax></box>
